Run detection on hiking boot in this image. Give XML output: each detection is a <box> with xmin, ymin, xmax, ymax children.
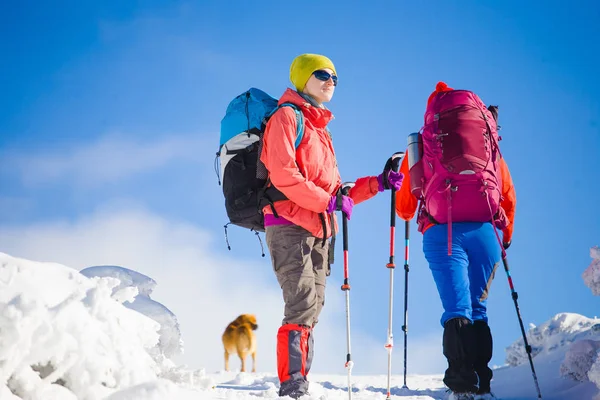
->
<box><xmin>448</xmin><ymin>393</ymin><xmax>475</xmax><ymax>400</ymax></box>
<box><xmin>443</xmin><ymin>318</ymin><xmax>479</xmax><ymax>394</ymax></box>
<box><xmin>473</xmin><ymin>320</ymin><xmax>493</xmax><ymax>394</ymax></box>
<box><xmin>278</xmin><ymin>378</ymin><xmax>309</xmax><ymax>399</ymax></box>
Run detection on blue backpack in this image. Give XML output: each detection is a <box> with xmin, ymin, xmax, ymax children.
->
<box><xmin>218</xmin><ymin>88</ymin><xmax>304</xmax><ymax>235</ymax></box>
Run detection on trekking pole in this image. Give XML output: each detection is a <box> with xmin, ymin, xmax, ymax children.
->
<box><xmin>340</xmin><ymin>182</ymin><xmax>355</xmax><ymax>400</ymax></box>
<box><xmin>383</xmin><ymin>152</ymin><xmax>405</xmax><ymax>399</ymax></box>
<box><xmin>502</xmin><ymin>255</ymin><xmax>543</xmax><ymax>399</ymax></box>
<box><xmin>401</xmin><ymin>219</ymin><xmax>410</xmax><ymax>389</ymax></box>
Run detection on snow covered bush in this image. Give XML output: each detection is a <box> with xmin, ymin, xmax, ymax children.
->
<box><xmin>589</xmin><ymin>356</ymin><xmax>600</xmax><ymax>399</ymax></box>
<box><xmin>561</xmin><ymin>339</ymin><xmax>600</xmax><ymax>381</ymax></box>
<box><xmin>505</xmin><ymin>313</ymin><xmax>599</xmax><ymax>367</ymax></box>
<box><xmin>583</xmin><ymin>246</ymin><xmax>600</xmax><ymax>295</ymax></box>
<box><xmin>576</xmin><ymin>245</ymin><xmax>600</xmax><ymax>397</ymax></box>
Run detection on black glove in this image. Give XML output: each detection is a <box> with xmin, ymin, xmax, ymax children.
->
<box><xmin>503</xmin><ymin>240</ymin><xmax>511</xmax><ymax>250</ymax></box>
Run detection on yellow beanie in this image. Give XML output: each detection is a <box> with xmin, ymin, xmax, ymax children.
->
<box><xmin>289</xmin><ymin>53</ymin><xmax>337</xmax><ymax>92</ymax></box>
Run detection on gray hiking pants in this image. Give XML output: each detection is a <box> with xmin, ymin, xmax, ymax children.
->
<box><xmin>265</xmin><ymin>225</ymin><xmax>330</xmax><ymax>327</ymax></box>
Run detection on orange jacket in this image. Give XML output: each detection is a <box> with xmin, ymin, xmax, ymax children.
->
<box><xmin>260</xmin><ymin>89</ymin><xmax>379</xmax><ymax>238</ymax></box>
<box><xmin>395</xmin><ymin>150</ymin><xmax>516</xmax><ymax>243</ymax></box>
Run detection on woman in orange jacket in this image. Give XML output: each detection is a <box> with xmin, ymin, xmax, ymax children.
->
<box><xmin>395</xmin><ymin>83</ymin><xmax>516</xmax><ymax>400</ymax></box>
<box><xmin>260</xmin><ymin>53</ymin><xmax>403</xmax><ymax>398</ymax></box>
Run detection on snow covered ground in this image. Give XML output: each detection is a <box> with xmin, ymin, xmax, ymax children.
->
<box><xmin>1</xmin><ymin>250</ymin><xmax>600</xmax><ymax>400</ymax></box>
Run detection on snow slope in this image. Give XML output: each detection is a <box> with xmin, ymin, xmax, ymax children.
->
<box><xmin>1</xmin><ymin>251</ymin><xmax>599</xmax><ymax>399</ymax></box>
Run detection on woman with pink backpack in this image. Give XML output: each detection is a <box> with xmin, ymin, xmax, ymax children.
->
<box><xmin>395</xmin><ymin>82</ymin><xmax>517</xmax><ymax>400</ymax></box>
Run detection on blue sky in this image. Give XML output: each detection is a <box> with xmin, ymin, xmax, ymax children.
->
<box><xmin>1</xmin><ymin>0</ymin><xmax>599</xmax><ymax>377</ymax></box>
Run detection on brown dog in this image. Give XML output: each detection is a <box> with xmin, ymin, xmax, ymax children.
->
<box><xmin>222</xmin><ymin>314</ymin><xmax>258</xmax><ymax>372</ymax></box>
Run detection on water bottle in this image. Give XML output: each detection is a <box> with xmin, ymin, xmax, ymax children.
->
<box><xmin>407</xmin><ymin>132</ymin><xmax>424</xmax><ymax>198</ymax></box>
<box><xmin>407</xmin><ymin>132</ymin><xmax>421</xmax><ymax>169</ymax></box>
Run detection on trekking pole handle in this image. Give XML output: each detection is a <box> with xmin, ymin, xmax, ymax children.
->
<box><xmin>341</xmin><ymin>182</ymin><xmax>354</xmax><ymax>196</ymax></box>
<box><xmin>388</xmin><ymin>151</ymin><xmax>405</xmax><ymax>228</ymax></box>
<box><xmin>336</xmin><ymin>183</ymin><xmax>355</xmax><ymax>207</ymax></box>
<box><xmin>337</xmin><ymin>182</ymin><xmax>355</xmax><ymax>221</ymax></box>
<box><xmin>390</xmin><ymin>151</ymin><xmax>405</xmax><ymax>174</ymax></box>
<box><xmin>340</xmin><ymin>182</ymin><xmax>355</xmax><ymax>244</ymax></box>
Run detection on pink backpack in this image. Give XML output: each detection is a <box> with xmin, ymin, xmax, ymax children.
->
<box><xmin>415</xmin><ymin>89</ymin><xmax>506</xmax><ymax>250</ymax></box>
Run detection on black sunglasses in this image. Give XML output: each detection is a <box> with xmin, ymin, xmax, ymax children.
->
<box><xmin>313</xmin><ymin>70</ymin><xmax>338</xmax><ymax>86</ymax></box>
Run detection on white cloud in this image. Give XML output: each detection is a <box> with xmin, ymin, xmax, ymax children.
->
<box><xmin>0</xmin><ymin>205</ymin><xmax>444</xmax><ymax>375</ymax></box>
<box><xmin>5</xmin><ymin>133</ymin><xmax>207</xmax><ymax>188</ymax></box>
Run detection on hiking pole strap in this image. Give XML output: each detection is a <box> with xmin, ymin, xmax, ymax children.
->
<box><xmin>338</xmin><ymin>183</ymin><xmax>354</xmax><ymax>247</ymax></box>
<box><xmin>327</xmin><ymin>213</ymin><xmax>335</xmax><ymax>264</ymax></box>
<box><xmin>340</xmin><ymin>185</ymin><xmax>352</xmax><ymax>252</ymax></box>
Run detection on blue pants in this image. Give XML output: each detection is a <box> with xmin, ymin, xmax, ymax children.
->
<box><xmin>423</xmin><ymin>222</ymin><xmax>502</xmax><ymax>327</ymax></box>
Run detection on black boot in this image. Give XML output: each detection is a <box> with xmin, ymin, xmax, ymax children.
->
<box><xmin>473</xmin><ymin>320</ymin><xmax>493</xmax><ymax>394</ymax></box>
<box><xmin>443</xmin><ymin>317</ymin><xmax>479</xmax><ymax>394</ymax></box>
<box><xmin>279</xmin><ymin>378</ymin><xmax>308</xmax><ymax>399</ymax></box>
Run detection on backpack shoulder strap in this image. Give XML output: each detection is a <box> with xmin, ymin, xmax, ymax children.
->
<box><xmin>278</xmin><ymin>103</ymin><xmax>305</xmax><ymax>149</ymax></box>
<box><xmin>260</xmin><ymin>103</ymin><xmax>304</xmax><ymax>217</ymax></box>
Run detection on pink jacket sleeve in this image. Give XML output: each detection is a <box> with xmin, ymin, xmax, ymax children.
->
<box><xmin>260</xmin><ymin>107</ymin><xmax>331</xmax><ymax>213</ymax></box>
